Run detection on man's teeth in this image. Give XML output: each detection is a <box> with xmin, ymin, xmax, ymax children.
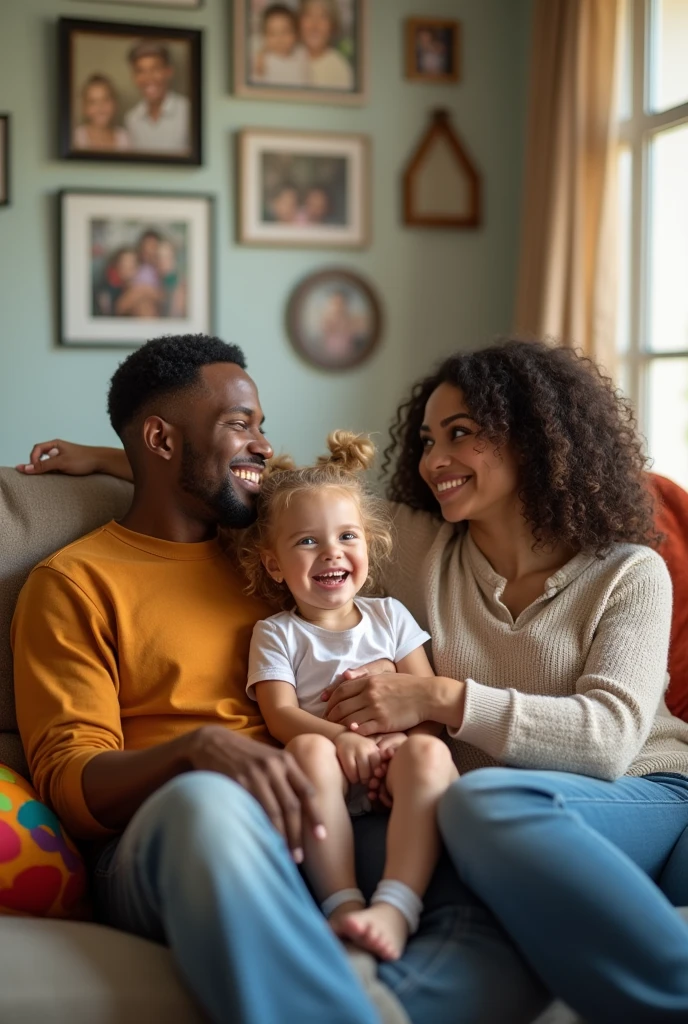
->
<box><xmin>232</xmin><ymin>468</ymin><xmax>262</xmax><ymax>484</ymax></box>
<box><xmin>437</xmin><ymin>476</ymin><xmax>469</xmax><ymax>493</ymax></box>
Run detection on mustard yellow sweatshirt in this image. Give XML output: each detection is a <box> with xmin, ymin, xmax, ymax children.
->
<box><xmin>11</xmin><ymin>521</ymin><xmax>272</xmax><ymax>840</ymax></box>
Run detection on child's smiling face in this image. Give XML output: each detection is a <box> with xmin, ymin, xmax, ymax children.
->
<box><xmin>263</xmin><ymin>487</ymin><xmax>369</xmax><ymax>617</ymax></box>
<box><xmin>264</xmin><ymin>12</ymin><xmax>298</xmax><ymax>57</ymax></box>
<box><xmin>83</xmin><ymin>82</ymin><xmax>116</xmax><ymax>129</ymax></box>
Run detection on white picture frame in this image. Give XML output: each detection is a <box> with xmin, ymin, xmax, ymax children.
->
<box><xmin>238</xmin><ymin>128</ymin><xmax>370</xmax><ymax>249</ymax></box>
<box><xmin>60</xmin><ymin>190</ymin><xmax>213</xmax><ymax>347</ymax></box>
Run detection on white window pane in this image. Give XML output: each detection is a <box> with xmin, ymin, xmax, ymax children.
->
<box><xmin>616</xmin><ymin>147</ymin><xmax>632</xmax><ymax>355</ymax></box>
<box><xmin>647</xmin><ymin>122</ymin><xmax>688</xmax><ymax>353</ymax></box>
<box><xmin>649</xmin><ymin>0</ymin><xmax>688</xmax><ymax>112</ymax></box>
<box><xmin>645</xmin><ymin>357</ymin><xmax>688</xmax><ymax>488</ymax></box>
<box><xmin>616</xmin><ymin>0</ymin><xmax>632</xmax><ymax>120</ymax></box>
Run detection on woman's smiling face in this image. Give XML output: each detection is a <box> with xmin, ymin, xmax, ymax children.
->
<box><xmin>418</xmin><ymin>382</ymin><xmax>521</xmax><ymax>524</ymax></box>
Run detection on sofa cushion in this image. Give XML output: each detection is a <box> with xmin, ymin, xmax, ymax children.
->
<box><xmin>0</xmin><ymin>468</ymin><xmax>132</xmax><ymax>774</ymax></box>
<box><xmin>0</xmin><ymin>917</ymin><xmax>205</xmax><ymax>1023</ymax></box>
<box><xmin>0</xmin><ymin>764</ymin><xmax>87</xmax><ymax>918</ymax></box>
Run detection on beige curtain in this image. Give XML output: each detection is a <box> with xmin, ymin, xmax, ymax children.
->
<box><xmin>514</xmin><ymin>0</ymin><xmax>621</xmax><ymax>371</ymax></box>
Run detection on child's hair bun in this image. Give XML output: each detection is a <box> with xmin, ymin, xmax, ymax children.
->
<box><xmin>263</xmin><ymin>453</ymin><xmax>297</xmax><ymax>478</ymax></box>
<box><xmin>320</xmin><ymin>430</ymin><xmax>375</xmax><ymax>473</ymax></box>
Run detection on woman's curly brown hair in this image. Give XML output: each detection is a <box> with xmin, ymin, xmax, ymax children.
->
<box><xmin>236</xmin><ymin>431</ymin><xmax>394</xmax><ymax>609</ymax></box>
<box><xmin>382</xmin><ymin>339</ymin><xmax>658</xmax><ymax>554</ymax></box>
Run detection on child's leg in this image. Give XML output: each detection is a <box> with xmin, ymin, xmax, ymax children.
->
<box><xmin>286</xmin><ymin>734</ymin><xmax>364</xmax><ymax>930</ymax></box>
<box><xmin>340</xmin><ymin>734</ymin><xmax>458</xmax><ymax>961</ymax></box>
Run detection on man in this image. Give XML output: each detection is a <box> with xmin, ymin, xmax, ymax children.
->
<box><xmin>13</xmin><ymin>335</ymin><xmax>549</xmax><ymax>1024</ymax></box>
<box><xmin>124</xmin><ymin>41</ymin><xmax>190</xmax><ymax>153</ymax></box>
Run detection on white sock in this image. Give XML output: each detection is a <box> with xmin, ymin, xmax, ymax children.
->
<box><xmin>370</xmin><ymin>879</ymin><xmax>423</xmax><ymax>934</ymax></box>
<box><xmin>321</xmin><ymin>887</ymin><xmax>365</xmax><ymax>919</ymax></box>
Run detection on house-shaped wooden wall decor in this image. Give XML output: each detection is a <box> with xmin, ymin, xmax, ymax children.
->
<box><xmin>403</xmin><ymin>109</ymin><xmax>481</xmax><ymax>228</ymax></box>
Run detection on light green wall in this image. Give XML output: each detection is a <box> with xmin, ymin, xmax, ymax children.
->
<box><xmin>0</xmin><ymin>0</ymin><xmax>531</xmax><ymax>467</ymax></box>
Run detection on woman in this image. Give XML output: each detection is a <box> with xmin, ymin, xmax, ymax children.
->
<box><xmin>18</xmin><ymin>339</ymin><xmax>688</xmax><ymax>1021</ymax></box>
<box><xmin>73</xmin><ymin>74</ymin><xmax>130</xmax><ymax>152</ymax></box>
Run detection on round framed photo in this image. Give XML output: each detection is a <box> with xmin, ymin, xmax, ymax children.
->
<box><xmin>286</xmin><ymin>268</ymin><xmax>382</xmax><ymax>371</ymax></box>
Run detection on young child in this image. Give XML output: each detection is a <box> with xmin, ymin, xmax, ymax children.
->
<box><xmin>73</xmin><ymin>75</ymin><xmax>130</xmax><ymax>152</ymax></box>
<box><xmin>252</xmin><ymin>4</ymin><xmax>308</xmax><ymax>86</ymax></box>
<box><xmin>239</xmin><ymin>432</ymin><xmax>457</xmax><ymax>961</ymax></box>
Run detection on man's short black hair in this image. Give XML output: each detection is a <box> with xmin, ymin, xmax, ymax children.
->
<box><xmin>107</xmin><ymin>334</ymin><xmax>247</xmax><ymax>439</ymax></box>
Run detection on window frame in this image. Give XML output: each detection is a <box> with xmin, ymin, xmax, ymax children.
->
<box><xmin>618</xmin><ymin>0</ymin><xmax>688</xmax><ymax>430</ymax></box>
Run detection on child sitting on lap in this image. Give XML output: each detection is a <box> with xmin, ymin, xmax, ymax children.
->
<box><xmin>239</xmin><ymin>432</ymin><xmax>457</xmax><ymax>961</ymax></box>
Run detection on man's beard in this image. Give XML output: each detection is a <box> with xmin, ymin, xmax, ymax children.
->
<box><xmin>179</xmin><ymin>441</ymin><xmax>258</xmax><ymax>530</ymax></box>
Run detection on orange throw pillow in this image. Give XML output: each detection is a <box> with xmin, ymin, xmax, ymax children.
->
<box><xmin>0</xmin><ymin>765</ymin><xmax>87</xmax><ymax>917</ymax></box>
<box><xmin>650</xmin><ymin>473</ymin><xmax>688</xmax><ymax>722</ymax></box>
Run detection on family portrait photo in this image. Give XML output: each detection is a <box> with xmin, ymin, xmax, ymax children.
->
<box><xmin>60</xmin><ymin>191</ymin><xmax>212</xmax><ymax>347</ymax></box>
<box><xmin>286</xmin><ymin>267</ymin><xmax>381</xmax><ymax>370</ymax></box>
<box><xmin>406</xmin><ymin>17</ymin><xmax>460</xmax><ymax>83</ymax></box>
<box><xmin>234</xmin><ymin>0</ymin><xmax>367</xmax><ymax>105</ymax></box>
<box><xmin>238</xmin><ymin>129</ymin><xmax>369</xmax><ymax>247</ymax></box>
<box><xmin>59</xmin><ymin>18</ymin><xmax>202</xmax><ymax>164</ymax></box>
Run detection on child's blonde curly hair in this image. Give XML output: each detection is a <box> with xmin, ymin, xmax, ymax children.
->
<box><xmin>236</xmin><ymin>430</ymin><xmax>394</xmax><ymax>610</ymax></box>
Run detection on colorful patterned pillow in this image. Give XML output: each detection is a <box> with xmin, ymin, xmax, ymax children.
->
<box><xmin>0</xmin><ymin>765</ymin><xmax>87</xmax><ymax>917</ymax></box>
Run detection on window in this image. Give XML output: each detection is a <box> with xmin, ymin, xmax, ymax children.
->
<box><xmin>617</xmin><ymin>0</ymin><xmax>688</xmax><ymax>487</ymax></box>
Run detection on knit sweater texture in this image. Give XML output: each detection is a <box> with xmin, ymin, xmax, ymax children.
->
<box><xmin>384</xmin><ymin>504</ymin><xmax>688</xmax><ymax>780</ymax></box>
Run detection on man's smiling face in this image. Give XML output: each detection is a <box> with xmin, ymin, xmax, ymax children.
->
<box><xmin>176</xmin><ymin>363</ymin><xmax>273</xmax><ymax>529</ymax></box>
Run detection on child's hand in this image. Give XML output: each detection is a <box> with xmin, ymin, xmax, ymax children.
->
<box><xmin>376</xmin><ymin>732</ymin><xmax>408</xmax><ymax>759</ymax></box>
<box><xmin>334</xmin><ymin>731</ymin><xmax>382</xmax><ymax>786</ymax></box>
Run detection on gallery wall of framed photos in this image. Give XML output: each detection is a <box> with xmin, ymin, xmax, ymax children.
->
<box><xmin>0</xmin><ymin>0</ymin><xmax>532</xmax><ymax>469</ymax></box>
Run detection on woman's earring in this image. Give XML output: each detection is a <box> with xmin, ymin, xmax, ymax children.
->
<box><xmin>274</xmin><ymin>575</ymin><xmax>283</xmax><ymax>584</ymax></box>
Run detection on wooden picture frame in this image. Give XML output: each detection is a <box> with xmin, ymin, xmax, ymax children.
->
<box><xmin>59</xmin><ymin>189</ymin><xmax>213</xmax><ymax>347</ymax></box>
<box><xmin>237</xmin><ymin>128</ymin><xmax>370</xmax><ymax>249</ymax></box>
<box><xmin>58</xmin><ymin>18</ymin><xmax>202</xmax><ymax>165</ymax></box>
<box><xmin>403</xmin><ymin>109</ymin><xmax>481</xmax><ymax>228</ymax></box>
<box><xmin>286</xmin><ymin>267</ymin><xmax>382</xmax><ymax>371</ymax></box>
<box><xmin>80</xmin><ymin>1</ymin><xmax>203</xmax><ymax>7</ymax></box>
<box><xmin>405</xmin><ymin>17</ymin><xmax>460</xmax><ymax>83</ymax></box>
<box><xmin>0</xmin><ymin>115</ymin><xmax>9</xmax><ymax>207</ymax></box>
<box><xmin>233</xmin><ymin>0</ymin><xmax>368</xmax><ymax>106</ymax></box>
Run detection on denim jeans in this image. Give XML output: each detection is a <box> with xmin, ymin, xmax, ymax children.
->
<box><xmin>93</xmin><ymin>771</ymin><xmax>548</xmax><ymax>1024</ymax></box>
<box><xmin>439</xmin><ymin>768</ymin><xmax>688</xmax><ymax>1024</ymax></box>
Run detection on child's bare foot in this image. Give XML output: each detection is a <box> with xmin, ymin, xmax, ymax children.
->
<box><xmin>328</xmin><ymin>899</ymin><xmax>367</xmax><ymax>937</ymax></box>
<box><xmin>337</xmin><ymin>903</ymin><xmax>409</xmax><ymax>961</ymax></box>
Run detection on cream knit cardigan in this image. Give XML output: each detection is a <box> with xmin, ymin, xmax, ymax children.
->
<box><xmin>384</xmin><ymin>504</ymin><xmax>688</xmax><ymax>780</ymax></box>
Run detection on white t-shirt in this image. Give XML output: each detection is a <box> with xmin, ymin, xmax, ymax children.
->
<box><xmin>247</xmin><ymin>596</ymin><xmax>430</xmax><ymax>715</ymax></box>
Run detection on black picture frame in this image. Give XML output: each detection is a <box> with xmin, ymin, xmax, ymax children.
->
<box><xmin>0</xmin><ymin>114</ymin><xmax>9</xmax><ymax>207</ymax></box>
<box><xmin>59</xmin><ymin>188</ymin><xmax>214</xmax><ymax>348</ymax></box>
<box><xmin>58</xmin><ymin>17</ymin><xmax>202</xmax><ymax>166</ymax></box>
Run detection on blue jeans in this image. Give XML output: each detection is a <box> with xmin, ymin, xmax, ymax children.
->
<box><xmin>93</xmin><ymin>771</ymin><xmax>549</xmax><ymax>1024</ymax></box>
<box><xmin>439</xmin><ymin>768</ymin><xmax>688</xmax><ymax>1024</ymax></box>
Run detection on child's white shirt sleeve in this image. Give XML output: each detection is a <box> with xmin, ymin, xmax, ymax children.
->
<box><xmin>384</xmin><ymin>598</ymin><xmax>432</xmax><ymax>663</ymax></box>
<box><xmin>247</xmin><ymin>619</ymin><xmax>295</xmax><ymax>700</ymax></box>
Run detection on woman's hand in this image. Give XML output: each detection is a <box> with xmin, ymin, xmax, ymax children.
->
<box><xmin>334</xmin><ymin>731</ymin><xmax>381</xmax><ymax>786</ymax></box>
<box><xmin>325</xmin><ymin>673</ymin><xmax>467</xmax><ymax>736</ymax></box>
<box><xmin>16</xmin><ymin>440</ymin><xmax>103</xmax><ymax>476</ymax></box>
<box><xmin>16</xmin><ymin>441</ymin><xmax>134</xmax><ymax>481</ymax></box>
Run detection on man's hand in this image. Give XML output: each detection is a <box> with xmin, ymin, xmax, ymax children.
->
<box><xmin>187</xmin><ymin>725</ymin><xmax>325</xmax><ymax>863</ymax></box>
<box><xmin>334</xmin><ymin>731</ymin><xmax>382</xmax><ymax>786</ymax></box>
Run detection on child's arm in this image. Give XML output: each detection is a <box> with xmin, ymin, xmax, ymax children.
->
<box><xmin>255</xmin><ymin>680</ymin><xmax>347</xmax><ymax>746</ymax></box>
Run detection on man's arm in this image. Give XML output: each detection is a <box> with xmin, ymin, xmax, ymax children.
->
<box><xmin>16</xmin><ymin>440</ymin><xmax>133</xmax><ymax>481</ymax></box>
<box><xmin>12</xmin><ymin>568</ymin><xmax>324</xmax><ymax>856</ymax></box>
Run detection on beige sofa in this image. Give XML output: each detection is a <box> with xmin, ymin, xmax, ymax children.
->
<box><xmin>3</xmin><ymin>465</ymin><xmax>684</xmax><ymax>1023</ymax></box>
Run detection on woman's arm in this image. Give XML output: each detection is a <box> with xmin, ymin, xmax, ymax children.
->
<box><xmin>327</xmin><ymin>552</ymin><xmax>672</xmax><ymax>782</ymax></box>
<box><xmin>16</xmin><ymin>440</ymin><xmax>133</xmax><ymax>481</ymax></box>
